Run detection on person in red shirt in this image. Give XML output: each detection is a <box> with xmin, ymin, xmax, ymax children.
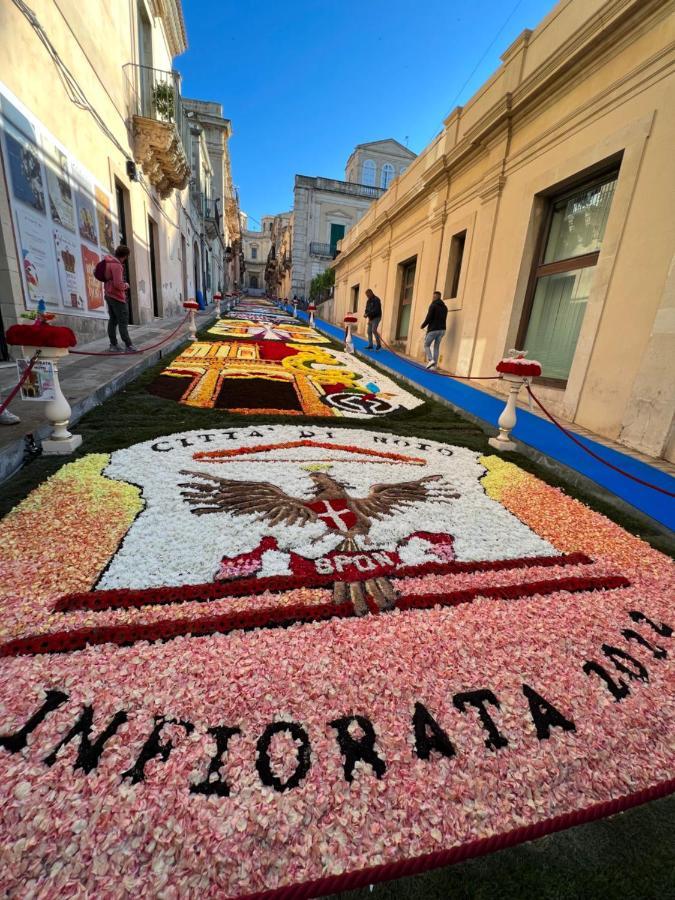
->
<box><xmin>104</xmin><ymin>245</ymin><xmax>136</xmax><ymax>352</ymax></box>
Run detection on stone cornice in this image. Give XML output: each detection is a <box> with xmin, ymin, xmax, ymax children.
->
<box><xmin>151</xmin><ymin>0</ymin><xmax>188</xmax><ymax>58</ymax></box>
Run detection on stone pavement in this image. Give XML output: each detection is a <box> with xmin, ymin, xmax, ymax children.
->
<box><xmin>0</xmin><ymin>307</ymin><xmax>216</xmax><ymax>482</ymax></box>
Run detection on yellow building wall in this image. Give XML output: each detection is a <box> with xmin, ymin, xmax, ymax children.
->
<box><xmin>331</xmin><ymin>0</ymin><xmax>675</xmax><ymax>461</ymax></box>
<box><xmin>0</xmin><ymin>0</ymin><xmax>187</xmax><ymax>339</ymax></box>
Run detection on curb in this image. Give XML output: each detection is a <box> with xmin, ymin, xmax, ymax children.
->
<box><xmin>0</xmin><ymin>309</ymin><xmax>217</xmax><ymax>484</ymax></box>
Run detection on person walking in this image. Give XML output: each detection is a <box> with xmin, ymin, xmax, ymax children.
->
<box><xmin>420</xmin><ymin>290</ymin><xmax>448</xmax><ymax>369</ymax></box>
<box><xmin>103</xmin><ymin>245</ymin><xmax>136</xmax><ymax>353</ymax></box>
<box><xmin>364</xmin><ymin>288</ymin><xmax>382</xmax><ymax>350</ymax></box>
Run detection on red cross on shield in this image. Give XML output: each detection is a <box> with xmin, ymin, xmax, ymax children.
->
<box><xmin>304</xmin><ymin>499</ymin><xmax>358</xmax><ymax>532</ymax></box>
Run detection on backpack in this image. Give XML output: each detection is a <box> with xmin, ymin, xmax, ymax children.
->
<box><xmin>93</xmin><ymin>259</ymin><xmax>109</xmax><ymax>282</ymax></box>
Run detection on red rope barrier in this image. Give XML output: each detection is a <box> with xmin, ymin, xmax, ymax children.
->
<box><xmin>526</xmin><ymin>386</ymin><xmax>675</xmax><ymax>499</ymax></box>
<box><xmin>69</xmin><ymin>312</ymin><xmax>190</xmax><ymax>357</ymax></box>
<box><xmin>0</xmin><ymin>350</ymin><xmax>41</xmax><ymax>416</ymax></box>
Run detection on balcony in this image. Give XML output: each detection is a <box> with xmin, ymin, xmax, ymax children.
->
<box><xmin>297</xmin><ymin>175</ymin><xmax>385</xmax><ymax>200</ymax></box>
<box><xmin>309</xmin><ymin>242</ymin><xmax>339</xmax><ymax>258</ymax></box>
<box><xmin>124</xmin><ymin>64</ymin><xmax>190</xmax><ymax>199</ymax></box>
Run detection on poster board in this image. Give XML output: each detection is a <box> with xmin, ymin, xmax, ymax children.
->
<box><xmin>0</xmin><ymin>82</ymin><xmax>116</xmax><ymax>318</ymax></box>
<box><xmin>17</xmin><ymin>359</ymin><xmax>56</xmax><ymax>401</ymax></box>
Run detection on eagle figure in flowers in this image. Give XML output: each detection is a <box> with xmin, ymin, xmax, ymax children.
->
<box><xmin>178</xmin><ymin>470</ymin><xmax>459</xmax><ymax>614</ymax></box>
<box><xmin>179</xmin><ymin>470</ymin><xmax>453</xmax><ymax>536</ymax></box>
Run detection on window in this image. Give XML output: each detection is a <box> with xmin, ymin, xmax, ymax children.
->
<box><xmin>444</xmin><ymin>230</ymin><xmax>466</xmax><ymax>299</ymax></box>
<box><xmin>251</xmin><ymin>246</ymin><xmax>258</xmax><ymax>259</ymax></box>
<box><xmin>350</xmin><ymin>284</ymin><xmax>359</xmax><ymax>313</ymax></box>
<box><xmin>329</xmin><ymin>223</ymin><xmax>345</xmax><ymax>255</ymax></box>
<box><xmin>362</xmin><ymin>159</ymin><xmax>376</xmax><ymax>186</ymax></box>
<box><xmin>518</xmin><ymin>172</ymin><xmax>618</xmax><ymax>383</ymax></box>
<box><xmin>381</xmin><ymin>163</ymin><xmax>395</xmax><ymax>189</ymax></box>
<box><xmin>399</xmin><ymin>166</ymin><xmax>407</xmax><ymax>176</ymax></box>
<box><xmin>396</xmin><ymin>258</ymin><xmax>417</xmax><ymax>340</ymax></box>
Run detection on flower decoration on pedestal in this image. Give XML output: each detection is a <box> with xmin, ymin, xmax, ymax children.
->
<box><xmin>496</xmin><ymin>350</ymin><xmax>542</xmax><ymax>378</ymax></box>
<box><xmin>7</xmin><ymin>302</ymin><xmax>77</xmax><ymax>349</ymax></box>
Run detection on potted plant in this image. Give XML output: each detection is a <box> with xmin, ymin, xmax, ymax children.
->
<box><xmin>152</xmin><ymin>82</ymin><xmax>175</xmax><ymax>122</ymax></box>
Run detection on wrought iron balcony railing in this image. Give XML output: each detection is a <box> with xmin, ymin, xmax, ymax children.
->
<box><xmin>124</xmin><ymin>63</ymin><xmax>190</xmax><ymax>198</ymax></box>
<box><xmin>309</xmin><ymin>242</ymin><xmax>336</xmax><ymax>258</ymax></box>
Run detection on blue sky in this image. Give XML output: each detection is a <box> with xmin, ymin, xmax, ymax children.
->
<box><xmin>178</xmin><ymin>0</ymin><xmax>555</xmax><ymax>227</ymax></box>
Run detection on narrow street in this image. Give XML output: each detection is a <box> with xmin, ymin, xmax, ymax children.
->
<box><xmin>1</xmin><ymin>296</ymin><xmax>673</xmax><ymax>897</ymax></box>
<box><xmin>1</xmin><ymin>0</ymin><xmax>674</xmax><ymax>897</ymax></box>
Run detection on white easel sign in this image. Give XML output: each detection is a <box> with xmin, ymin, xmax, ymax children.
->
<box><xmin>17</xmin><ymin>359</ymin><xmax>56</xmax><ymax>401</ymax></box>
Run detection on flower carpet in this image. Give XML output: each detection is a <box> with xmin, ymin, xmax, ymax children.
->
<box><xmin>0</xmin><ymin>419</ymin><xmax>673</xmax><ymax>897</ymax></box>
<box><xmin>147</xmin><ymin>300</ymin><xmax>422</xmax><ymax>418</ymax></box>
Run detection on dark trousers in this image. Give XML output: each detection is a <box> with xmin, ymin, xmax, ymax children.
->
<box><xmin>367</xmin><ymin>316</ymin><xmax>381</xmax><ymax>348</ymax></box>
<box><xmin>106</xmin><ymin>297</ymin><xmax>131</xmax><ymax>347</ymax></box>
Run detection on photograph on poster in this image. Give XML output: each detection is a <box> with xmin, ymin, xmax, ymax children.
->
<box><xmin>43</xmin><ymin>137</ymin><xmax>76</xmax><ymax>232</ymax></box>
<box><xmin>75</xmin><ymin>183</ymin><xmax>99</xmax><ymax>245</ymax></box>
<box><xmin>0</xmin><ymin>82</ymin><xmax>111</xmax><ymax>318</ymax></box>
<box><xmin>14</xmin><ymin>206</ymin><xmax>61</xmax><ymax>307</ymax></box>
<box><xmin>54</xmin><ymin>229</ymin><xmax>86</xmax><ymax>310</ymax></box>
<box><xmin>4</xmin><ymin>130</ymin><xmax>46</xmax><ymax>213</ymax></box>
<box><xmin>96</xmin><ymin>187</ymin><xmax>115</xmax><ymax>253</ymax></box>
<box><xmin>81</xmin><ymin>245</ymin><xmax>104</xmax><ymax>310</ymax></box>
<box><xmin>17</xmin><ymin>359</ymin><xmax>56</xmax><ymax>401</ymax></box>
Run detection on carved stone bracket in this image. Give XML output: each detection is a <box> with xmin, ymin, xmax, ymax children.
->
<box><xmin>132</xmin><ymin>115</ymin><xmax>190</xmax><ymax>199</ymax></box>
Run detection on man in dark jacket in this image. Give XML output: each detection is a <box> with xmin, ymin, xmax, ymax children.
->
<box><xmin>363</xmin><ymin>288</ymin><xmax>382</xmax><ymax>350</ymax></box>
<box><xmin>420</xmin><ymin>291</ymin><xmax>448</xmax><ymax>369</ymax></box>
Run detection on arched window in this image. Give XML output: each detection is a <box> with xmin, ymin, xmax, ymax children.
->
<box><xmin>251</xmin><ymin>245</ymin><xmax>258</xmax><ymax>259</ymax></box>
<box><xmin>399</xmin><ymin>166</ymin><xmax>407</xmax><ymax>176</ymax></box>
<box><xmin>381</xmin><ymin>163</ymin><xmax>395</xmax><ymax>189</ymax></box>
<box><xmin>362</xmin><ymin>159</ymin><xmax>376</xmax><ymax>186</ymax></box>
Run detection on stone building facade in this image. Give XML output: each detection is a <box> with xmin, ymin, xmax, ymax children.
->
<box><xmin>289</xmin><ymin>140</ymin><xmax>417</xmax><ymax>301</ymax></box>
<box><xmin>330</xmin><ymin>0</ymin><xmax>675</xmax><ymax>463</ymax></box>
<box><xmin>0</xmin><ymin>0</ymin><xmax>240</xmax><ymax>354</ymax></box>
<box><xmin>265</xmin><ymin>212</ymin><xmax>293</xmax><ymax>299</ymax></box>
<box><xmin>241</xmin><ymin>216</ymin><xmax>273</xmax><ymax>293</ymax></box>
<box><xmin>345</xmin><ymin>139</ymin><xmax>416</xmax><ymax>190</ymax></box>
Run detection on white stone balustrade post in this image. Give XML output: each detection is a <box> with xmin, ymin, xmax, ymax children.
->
<box><xmin>488</xmin><ymin>375</ymin><xmax>526</xmax><ymax>452</ymax></box>
<box><xmin>29</xmin><ymin>346</ymin><xmax>82</xmax><ymax>455</ymax></box>
<box><xmin>343</xmin><ymin>317</ymin><xmax>357</xmax><ymax>354</ymax></box>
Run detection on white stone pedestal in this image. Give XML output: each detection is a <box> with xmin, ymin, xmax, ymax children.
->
<box><xmin>26</xmin><ymin>346</ymin><xmax>83</xmax><ymax>455</ymax></box>
<box><xmin>488</xmin><ymin>375</ymin><xmax>525</xmax><ymax>452</ymax></box>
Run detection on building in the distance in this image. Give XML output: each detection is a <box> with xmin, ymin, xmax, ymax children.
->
<box><xmin>265</xmin><ymin>211</ymin><xmax>293</xmax><ymax>299</ymax></box>
<box><xmin>289</xmin><ymin>140</ymin><xmax>416</xmax><ymax>300</ymax></box>
<box><xmin>241</xmin><ymin>215</ymin><xmax>273</xmax><ymax>294</ymax></box>
<box><xmin>345</xmin><ymin>139</ymin><xmax>415</xmax><ymax>189</ymax></box>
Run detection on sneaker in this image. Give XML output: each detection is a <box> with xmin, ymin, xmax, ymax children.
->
<box><xmin>124</xmin><ymin>345</ymin><xmax>138</xmax><ymax>354</ymax></box>
<box><xmin>375</xmin><ymin>345</ymin><xmax>381</xmax><ymax>351</ymax></box>
<box><xmin>0</xmin><ymin>408</ymin><xmax>20</xmax><ymax>425</ymax></box>
<box><xmin>425</xmin><ymin>360</ymin><xmax>436</xmax><ymax>369</ymax></box>
<box><xmin>106</xmin><ymin>344</ymin><xmax>120</xmax><ymax>353</ymax></box>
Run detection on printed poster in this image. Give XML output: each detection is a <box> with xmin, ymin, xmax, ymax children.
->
<box><xmin>0</xmin><ymin>82</ymin><xmax>113</xmax><ymax>318</ymax></box>
<box><xmin>96</xmin><ymin>187</ymin><xmax>115</xmax><ymax>253</ymax></box>
<box><xmin>14</xmin><ymin>206</ymin><xmax>61</xmax><ymax>307</ymax></box>
<box><xmin>42</xmin><ymin>136</ymin><xmax>76</xmax><ymax>232</ymax></box>
<box><xmin>75</xmin><ymin>182</ymin><xmax>98</xmax><ymax>246</ymax></box>
<box><xmin>54</xmin><ymin>229</ymin><xmax>86</xmax><ymax>311</ymax></box>
<box><xmin>81</xmin><ymin>245</ymin><xmax>104</xmax><ymax>310</ymax></box>
<box><xmin>17</xmin><ymin>359</ymin><xmax>56</xmax><ymax>401</ymax></box>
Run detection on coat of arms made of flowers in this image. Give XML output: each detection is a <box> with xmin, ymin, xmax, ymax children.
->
<box><xmin>0</xmin><ymin>302</ymin><xmax>673</xmax><ymax>898</ymax></box>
